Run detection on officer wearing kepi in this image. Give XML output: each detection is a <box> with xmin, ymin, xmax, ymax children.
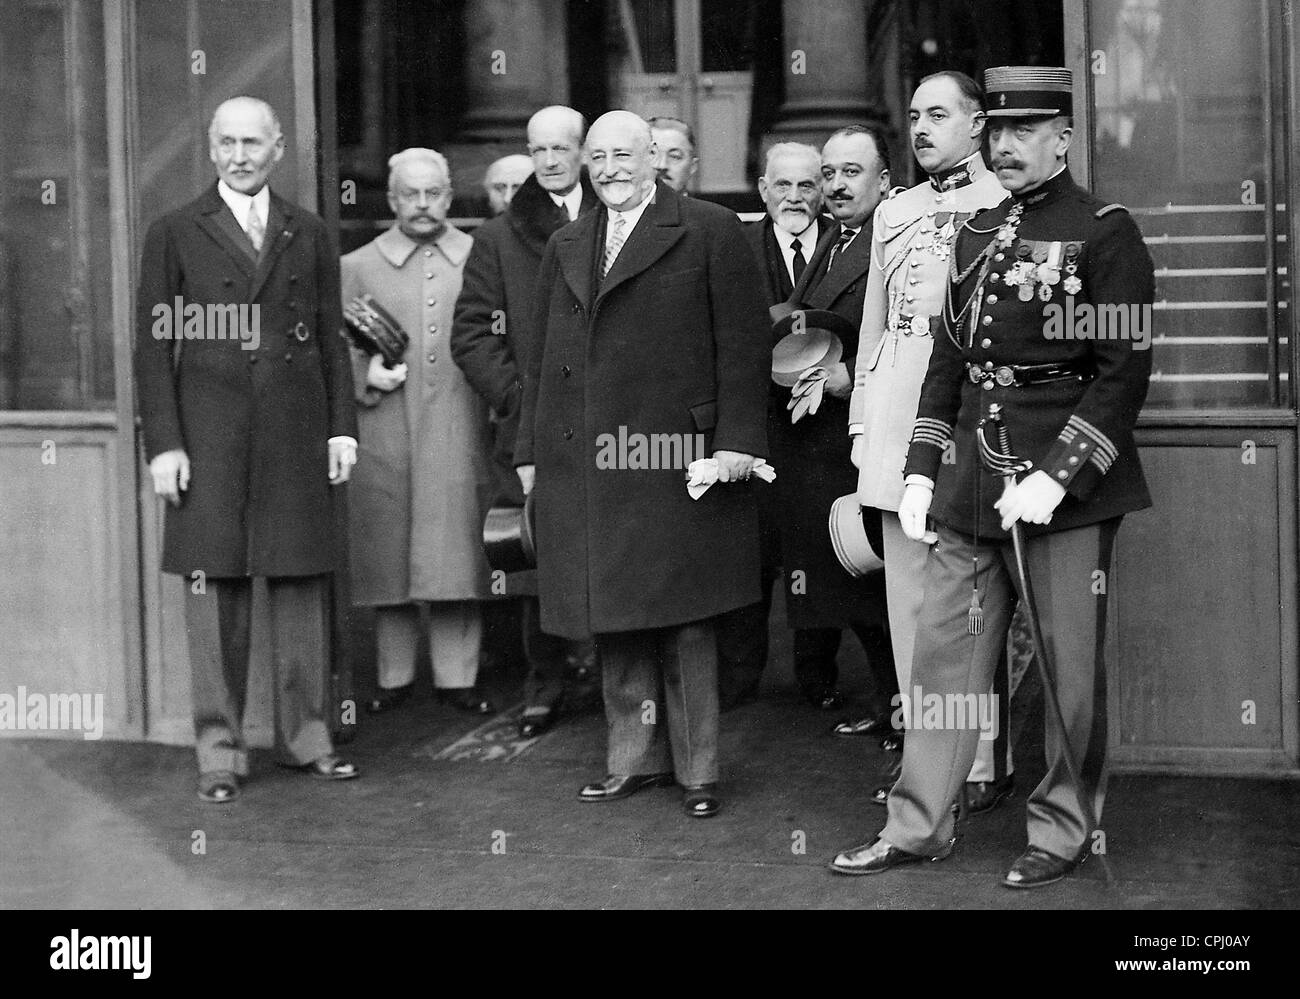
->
<box><xmin>830</xmin><ymin>66</ymin><xmax>1154</xmax><ymax>888</ymax></box>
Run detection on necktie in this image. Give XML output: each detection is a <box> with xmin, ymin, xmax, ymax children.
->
<box><xmin>603</xmin><ymin>214</ymin><xmax>627</xmax><ymax>278</ymax></box>
<box><xmin>790</xmin><ymin>238</ymin><xmax>806</xmax><ymax>286</ymax></box>
<box><xmin>246</xmin><ymin>207</ymin><xmax>265</xmax><ymax>253</ymax></box>
<box><xmin>828</xmin><ymin>227</ymin><xmax>857</xmax><ymax>271</ymax></box>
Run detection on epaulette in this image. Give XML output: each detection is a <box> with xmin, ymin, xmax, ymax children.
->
<box><xmin>1095</xmin><ymin>203</ymin><xmax>1128</xmax><ymax>218</ymax></box>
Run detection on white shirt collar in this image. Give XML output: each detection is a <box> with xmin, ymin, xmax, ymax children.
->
<box><xmin>549</xmin><ymin>185</ymin><xmax>583</xmax><ymax>222</ymax></box>
<box><xmin>605</xmin><ymin>184</ymin><xmax>656</xmax><ymax>239</ymax></box>
<box><xmin>217</xmin><ymin>180</ymin><xmax>270</xmax><ymax>233</ymax></box>
<box><xmin>771</xmin><ymin>217</ymin><xmax>818</xmax><ymax>255</ymax></box>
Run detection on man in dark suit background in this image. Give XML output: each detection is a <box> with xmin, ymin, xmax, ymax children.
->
<box><xmin>135</xmin><ymin>96</ymin><xmax>359</xmax><ymax>803</ymax></box>
<box><xmin>720</xmin><ymin>142</ymin><xmax>827</xmax><ymax>711</ymax></box>
<box><xmin>776</xmin><ymin>125</ymin><xmax>898</xmax><ymax>724</ymax></box>
<box><xmin>451</xmin><ymin>105</ymin><xmax>600</xmax><ymax>738</ymax></box>
<box><xmin>515</xmin><ymin>111</ymin><xmax>769</xmax><ymax>818</ymax></box>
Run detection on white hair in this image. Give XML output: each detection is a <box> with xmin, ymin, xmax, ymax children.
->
<box><xmin>209</xmin><ymin>96</ymin><xmax>282</xmax><ymax>143</ymax></box>
<box><xmin>763</xmin><ymin>142</ymin><xmax>821</xmax><ymax>178</ymax></box>
<box><xmin>387</xmin><ymin>147</ymin><xmax>451</xmax><ymax>191</ymax></box>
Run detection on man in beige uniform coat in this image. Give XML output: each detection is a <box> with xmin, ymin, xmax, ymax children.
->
<box><xmin>846</xmin><ymin>72</ymin><xmax>1012</xmax><ymax>808</ymax></box>
<box><xmin>343</xmin><ymin>147</ymin><xmax>496</xmax><ymax>714</ymax></box>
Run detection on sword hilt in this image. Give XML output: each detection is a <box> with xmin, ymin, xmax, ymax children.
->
<box><xmin>977</xmin><ymin>403</ymin><xmax>1034</xmax><ymax>478</ymax></box>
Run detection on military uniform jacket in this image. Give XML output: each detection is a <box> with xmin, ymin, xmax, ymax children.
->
<box><xmin>343</xmin><ymin>224</ymin><xmax>495</xmax><ymax>605</ymax></box>
<box><xmin>904</xmin><ymin>168</ymin><xmax>1154</xmax><ymax>540</ymax></box>
<box><xmin>849</xmin><ymin>154</ymin><xmax>1007</xmax><ymax>511</ymax></box>
<box><xmin>135</xmin><ymin>183</ymin><xmax>356</xmax><ymax>577</ymax></box>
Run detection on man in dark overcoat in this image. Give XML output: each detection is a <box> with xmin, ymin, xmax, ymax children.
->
<box><xmin>135</xmin><ymin>96</ymin><xmax>358</xmax><ymax>803</ymax></box>
<box><xmin>721</xmin><ymin>142</ymin><xmax>826</xmax><ymax>711</ymax></box>
<box><xmin>451</xmin><ymin>106</ymin><xmax>600</xmax><ymax>737</ymax></box>
<box><xmin>515</xmin><ymin>111</ymin><xmax>770</xmax><ymax>818</ymax></box>
<box><xmin>770</xmin><ymin>126</ymin><xmax>897</xmax><ymax>721</ymax></box>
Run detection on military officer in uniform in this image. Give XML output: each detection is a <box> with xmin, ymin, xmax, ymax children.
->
<box><xmin>841</xmin><ymin>73</ymin><xmax>1014</xmax><ymax>809</ymax></box>
<box><xmin>830</xmin><ymin>67</ymin><xmax>1154</xmax><ymax>888</ymax></box>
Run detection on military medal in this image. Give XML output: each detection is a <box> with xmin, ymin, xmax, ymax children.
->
<box><xmin>1063</xmin><ymin>242</ymin><xmax>1083</xmax><ymax>295</ymax></box>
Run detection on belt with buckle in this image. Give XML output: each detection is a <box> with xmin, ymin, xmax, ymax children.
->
<box><xmin>892</xmin><ymin>313</ymin><xmax>933</xmax><ymax>337</ymax></box>
<box><xmin>965</xmin><ymin>360</ymin><xmax>1095</xmax><ymax>389</ymax></box>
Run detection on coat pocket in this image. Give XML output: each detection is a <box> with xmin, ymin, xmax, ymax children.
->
<box><xmin>657</xmin><ymin>266</ymin><xmax>703</xmax><ymax>287</ymax></box>
<box><xmin>689</xmin><ymin>399</ymin><xmax>717</xmax><ymax>431</ymax></box>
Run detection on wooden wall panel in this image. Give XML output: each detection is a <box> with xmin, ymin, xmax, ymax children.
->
<box><xmin>0</xmin><ymin>430</ymin><xmax>133</xmax><ymax>739</ymax></box>
<box><xmin>1110</xmin><ymin>429</ymin><xmax>1298</xmax><ymax>774</ymax></box>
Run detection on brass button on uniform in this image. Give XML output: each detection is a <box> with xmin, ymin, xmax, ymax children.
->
<box><xmin>982</xmin><ymin>315</ymin><xmax>993</xmax><ymax>326</ymax></box>
<box><xmin>1057</xmin><ymin>470</ymin><xmax>1068</xmax><ymax>480</ymax></box>
<box><xmin>1068</xmin><ymin>456</ymin><xmax>1079</xmax><ymax>465</ymax></box>
<box><xmin>980</xmin><ymin>338</ymin><xmax>992</xmax><ymax>348</ymax></box>
<box><xmin>986</xmin><ymin>294</ymin><xmax>998</xmax><ymax>304</ymax></box>
<box><xmin>426</xmin><ymin>298</ymin><xmax>435</xmax><ymax>306</ymax></box>
<box><xmin>428</xmin><ymin>352</ymin><xmax>437</xmax><ymax>363</ymax></box>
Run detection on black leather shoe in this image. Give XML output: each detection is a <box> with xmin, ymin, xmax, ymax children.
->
<box><xmin>869</xmin><ymin>782</ymin><xmax>894</xmax><ymax>806</ymax></box>
<box><xmin>578</xmin><ymin>772</ymin><xmax>675</xmax><ymax>802</ymax></box>
<box><xmin>682</xmin><ymin>783</ymin><xmax>721</xmax><ymax>818</ymax></box>
<box><xmin>365</xmin><ymin>685</ymin><xmax>412</xmax><ymax>714</ymax></box>
<box><xmin>803</xmin><ymin>686</ymin><xmax>846</xmax><ymax>711</ymax></box>
<box><xmin>197</xmin><ymin>772</ymin><xmax>240</xmax><ymax>804</ymax></box>
<box><xmin>963</xmin><ymin>774</ymin><xmax>1015</xmax><ymax>816</ymax></box>
<box><xmin>829</xmin><ymin>835</ymin><xmax>954</xmax><ymax>875</ymax></box>
<box><xmin>1003</xmin><ymin>845</ymin><xmax>1084</xmax><ymax>889</ymax></box>
<box><xmin>879</xmin><ymin>731</ymin><xmax>905</xmax><ymax>753</ymax></box>
<box><xmin>832</xmin><ymin>714</ymin><xmax>893</xmax><ymax>738</ymax></box>
<box><xmin>436</xmin><ymin>688</ymin><xmax>495</xmax><ymax>715</ymax></box>
<box><xmin>299</xmin><ymin>754</ymin><xmax>359</xmax><ymax>780</ymax></box>
<box><xmin>518</xmin><ymin>710</ymin><xmax>554</xmax><ymax>738</ymax></box>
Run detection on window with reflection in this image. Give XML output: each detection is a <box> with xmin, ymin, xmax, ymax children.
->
<box><xmin>0</xmin><ymin>1</ymin><xmax>112</xmax><ymax>410</ymax></box>
<box><xmin>1090</xmin><ymin>0</ymin><xmax>1291</xmax><ymax>409</ymax></box>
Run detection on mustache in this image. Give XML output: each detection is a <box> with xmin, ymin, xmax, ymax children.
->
<box><xmin>992</xmin><ymin>158</ymin><xmax>1024</xmax><ymax>171</ymax></box>
<box><xmin>914</xmin><ymin>138</ymin><xmax>934</xmax><ymax>149</ymax></box>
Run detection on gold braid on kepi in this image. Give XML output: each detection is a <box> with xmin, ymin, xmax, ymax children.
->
<box><xmin>983</xmin><ymin>65</ymin><xmax>1073</xmax><ymax>118</ymax></box>
<box><xmin>342</xmin><ymin>294</ymin><xmax>410</xmax><ymax>368</ymax></box>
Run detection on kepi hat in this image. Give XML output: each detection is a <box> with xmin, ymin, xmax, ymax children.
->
<box><xmin>984</xmin><ymin>66</ymin><xmax>1073</xmax><ymax>118</ymax></box>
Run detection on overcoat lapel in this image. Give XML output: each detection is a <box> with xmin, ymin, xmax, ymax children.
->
<box><xmin>595</xmin><ymin>184</ymin><xmax>686</xmax><ymax>303</ymax></box>
<box><xmin>195</xmin><ymin>185</ymin><xmax>257</xmax><ymax>277</ymax></box>
<box><xmin>804</xmin><ymin>218</ymin><xmax>873</xmax><ymax>308</ymax></box>
<box><xmin>248</xmin><ymin>194</ymin><xmax>296</xmax><ymax>302</ymax></box>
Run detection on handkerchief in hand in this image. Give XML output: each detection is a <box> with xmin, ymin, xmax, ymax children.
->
<box><xmin>685</xmin><ymin>458</ymin><xmax>777</xmax><ymax>499</ymax></box>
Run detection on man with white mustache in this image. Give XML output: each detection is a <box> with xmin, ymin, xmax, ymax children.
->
<box><xmin>718</xmin><ymin>143</ymin><xmax>828</xmax><ymax>712</ymax></box>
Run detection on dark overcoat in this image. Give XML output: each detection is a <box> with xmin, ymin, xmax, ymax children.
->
<box><xmin>451</xmin><ymin>173</ymin><xmax>599</xmax><ymax>508</ymax></box>
<box><xmin>135</xmin><ymin>183</ymin><xmax>356</xmax><ymax>577</ymax></box>
<box><xmin>515</xmin><ymin>182</ymin><xmax>770</xmax><ymax>639</ymax></box>
<box><xmin>769</xmin><ymin>219</ymin><xmax>888</xmax><ymax>628</ymax></box>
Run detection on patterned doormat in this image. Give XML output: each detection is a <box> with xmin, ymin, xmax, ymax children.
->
<box><xmin>417</xmin><ymin>704</ymin><xmax>539</xmax><ymax>762</ymax></box>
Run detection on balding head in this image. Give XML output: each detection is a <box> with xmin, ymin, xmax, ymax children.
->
<box><xmin>584</xmin><ymin>111</ymin><xmax>658</xmax><ymax>211</ymax></box>
<box><xmin>483</xmin><ymin>154</ymin><xmax>534</xmax><ymax>214</ymax></box>
<box><xmin>527</xmin><ymin>105</ymin><xmax>585</xmax><ymax>195</ymax></box>
<box><xmin>208</xmin><ymin>96</ymin><xmax>284</xmax><ymax>195</ymax></box>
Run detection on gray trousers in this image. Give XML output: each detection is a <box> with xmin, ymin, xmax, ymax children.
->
<box><xmin>882</xmin><ymin>520</ymin><xmax>1117</xmax><ymax>860</ymax></box>
<box><xmin>597</xmin><ymin>620</ymin><xmax>719</xmax><ymax>786</ymax></box>
<box><xmin>882</xmin><ymin>513</ymin><xmax>1012</xmax><ymax>781</ymax></box>
<box><xmin>185</xmin><ymin>575</ymin><xmax>334</xmax><ymax>777</ymax></box>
